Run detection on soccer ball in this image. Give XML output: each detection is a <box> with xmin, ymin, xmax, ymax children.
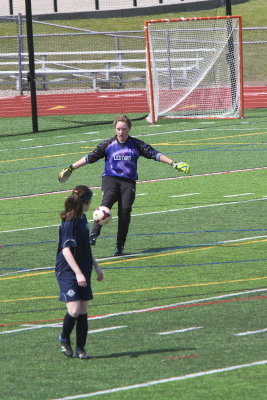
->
<box><xmin>93</xmin><ymin>206</ymin><xmax>112</xmax><ymax>226</ymax></box>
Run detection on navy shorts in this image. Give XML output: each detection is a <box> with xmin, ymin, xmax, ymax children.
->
<box><xmin>56</xmin><ymin>271</ymin><xmax>93</xmax><ymax>303</ymax></box>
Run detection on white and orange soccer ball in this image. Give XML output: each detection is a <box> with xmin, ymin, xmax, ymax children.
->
<box><xmin>93</xmin><ymin>206</ymin><xmax>112</xmax><ymax>226</ymax></box>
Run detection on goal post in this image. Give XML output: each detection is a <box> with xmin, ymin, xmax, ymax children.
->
<box><xmin>145</xmin><ymin>16</ymin><xmax>243</xmax><ymax>123</ymax></box>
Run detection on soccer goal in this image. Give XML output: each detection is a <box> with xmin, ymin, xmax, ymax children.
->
<box><xmin>145</xmin><ymin>16</ymin><xmax>243</xmax><ymax>123</ymax></box>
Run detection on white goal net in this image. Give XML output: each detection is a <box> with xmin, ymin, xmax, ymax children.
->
<box><xmin>145</xmin><ymin>16</ymin><xmax>243</xmax><ymax>123</ymax></box>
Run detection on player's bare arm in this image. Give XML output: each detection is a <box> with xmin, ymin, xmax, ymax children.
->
<box><xmin>62</xmin><ymin>247</ymin><xmax>87</xmax><ymax>287</ymax></box>
<box><xmin>93</xmin><ymin>257</ymin><xmax>104</xmax><ymax>281</ymax></box>
<box><xmin>71</xmin><ymin>157</ymin><xmax>87</xmax><ymax>169</ymax></box>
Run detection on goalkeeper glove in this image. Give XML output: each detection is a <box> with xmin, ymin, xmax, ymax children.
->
<box><xmin>171</xmin><ymin>161</ymin><xmax>190</xmax><ymax>174</ymax></box>
<box><xmin>58</xmin><ymin>164</ymin><xmax>74</xmax><ymax>183</ymax></box>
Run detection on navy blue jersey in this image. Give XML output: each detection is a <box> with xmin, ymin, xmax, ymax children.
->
<box><xmin>85</xmin><ymin>136</ymin><xmax>162</xmax><ymax>181</ymax></box>
<box><xmin>56</xmin><ymin>215</ymin><xmax>93</xmax><ymax>280</ymax></box>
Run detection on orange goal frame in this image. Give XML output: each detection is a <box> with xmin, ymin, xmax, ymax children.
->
<box><xmin>144</xmin><ymin>16</ymin><xmax>244</xmax><ymax>124</ymax></box>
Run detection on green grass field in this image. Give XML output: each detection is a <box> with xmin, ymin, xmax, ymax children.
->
<box><xmin>0</xmin><ymin>107</ymin><xmax>267</xmax><ymax>399</ymax></box>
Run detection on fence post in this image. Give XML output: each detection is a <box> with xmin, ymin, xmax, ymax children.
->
<box><xmin>53</xmin><ymin>0</ymin><xmax>58</xmax><ymax>12</ymax></box>
<box><xmin>225</xmin><ymin>0</ymin><xmax>232</xmax><ymax>15</ymax></box>
<box><xmin>9</xmin><ymin>0</ymin><xmax>14</xmax><ymax>15</ymax></box>
<box><xmin>25</xmin><ymin>0</ymin><xmax>38</xmax><ymax>133</ymax></box>
<box><xmin>16</xmin><ymin>13</ymin><xmax>24</xmax><ymax>95</ymax></box>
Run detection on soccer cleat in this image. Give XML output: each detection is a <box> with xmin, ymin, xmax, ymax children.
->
<box><xmin>76</xmin><ymin>348</ymin><xmax>91</xmax><ymax>360</ymax></box>
<box><xmin>114</xmin><ymin>246</ymin><xmax>125</xmax><ymax>257</ymax></box>
<box><xmin>59</xmin><ymin>336</ymin><xmax>73</xmax><ymax>357</ymax></box>
<box><xmin>89</xmin><ymin>233</ymin><xmax>98</xmax><ymax>246</ymax></box>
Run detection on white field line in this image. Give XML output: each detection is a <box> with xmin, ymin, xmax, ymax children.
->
<box><xmin>1</xmin><ymin>288</ymin><xmax>266</xmax><ymax>336</ymax></box>
<box><xmin>0</xmin><ymin>139</ymin><xmax>98</xmax><ymax>152</ymax></box>
<box><xmin>2</xmin><ymin>125</ymin><xmax>267</xmax><ymax>153</ymax></box>
<box><xmin>210</xmin><ymin>234</ymin><xmax>267</xmax><ymax>245</ymax></box>
<box><xmin>0</xmin><ymin>325</ymin><xmax>127</xmax><ymax>336</ymax></box>
<box><xmin>0</xmin><ymin>324</ymin><xmax>57</xmax><ymax>335</ymax></box>
<box><xmin>223</xmin><ymin>193</ymin><xmax>254</xmax><ymax>198</ymax></box>
<box><xmin>131</xmin><ymin>197</ymin><xmax>267</xmax><ymax>219</ymax></box>
<box><xmin>215</xmin><ymin>128</ymin><xmax>267</xmax><ymax>131</ymax></box>
<box><xmin>0</xmin><ymin>266</ymin><xmax>55</xmax><ymax>276</ymax></box>
<box><xmin>88</xmin><ymin>326</ymin><xmax>127</xmax><ymax>334</ymax></box>
<box><xmin>234</xmin><ymin>328</ymin><xmax>267</xmax><ymax>336</ymax></box>
<box><xmin>0</xmin><ymin>129</ymin><xmax>203</xmax><ymax>153</ymax></box>
<box><xmin>1</xmin><ymin>166</ymin><xmax>267</xmax><ymax>202</ymax></box>
<box><xmin>169</xmin><ymin>193</ymin><xmax>200</xmax><ymax>198</ymax></box>
<box><xmin>88</xmin><ymin>288</ymin><xmax>267</xmax><ymax>322</ymax></box>
<box><xmin>22</xmin><ymin>323</ymin><xmax>62</xmax><ymax>328</ymax></box>
<box><xmin>0</xmin><ymin>224</ymin><xmax>59</xmax><ymax>234</ymax></box>
<box><xmin>0</xmin><ymin>235</ymin><xmax>267</xmax><ymax>277</ymax></box>
<box><xmin>0</xmin><ymin>288</ymin><xmax>267</xmax><ymax>335</ymax></box>
<box><xmin>157</xmin><ymin>327</ymin><xmax>203</xmax><ymax>335</ymax></box>
<box><xmin>1</xmin><ymin>232</ymin><xmax>267</xmax><ymax>277</ymax></box>
<box><xmin>1</xmin><ymin>196</ymin><xmax>267</xmax><ymax>234</ymax></box>
<box><xmin>1</xmin><ymin>233</ymin><xmax>267</xmax><ymax>277</ymax></box>
<box><xmin>22</xmin><ymin>324</ymin><xmax>128</xmax><ymax>334</ymax></box>
<box><xmin>137</xmin><ymin>166</ymin><xmax>267</xmax><ymax>184</ymax></box>
<box><xmin>0</xmin><ymin>185</ymin><xmax>100</xmax><ymax>201</ymax></box>
<box><xmin>50</xmin><ymin>360</ymin><xmax>267</xmax><ymax>400</ymax></box>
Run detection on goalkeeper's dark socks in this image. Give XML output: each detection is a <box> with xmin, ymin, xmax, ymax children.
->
<box><xmin>61</xmin><ymin>312</ymin><xmax>77</xmax><ymax>342</ymax></box>
<box><xmin>76</xmin><ymin>314</ymin><xmax>88</xmax><ymax>349</ymax></box>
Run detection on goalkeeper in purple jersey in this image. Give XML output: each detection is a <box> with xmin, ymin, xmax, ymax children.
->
<box><xmin>58</xmin><ymin>115</ymin><xmax>190</xmax><ymax>256</ymax></box>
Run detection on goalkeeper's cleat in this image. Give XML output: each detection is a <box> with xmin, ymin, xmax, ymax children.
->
<box><xmin>58</xmin><ymin>164</ymin><xmax>74</xmax><ymax>183</ymax></box>
<box><xmin>114</xmin><ymin>246</ymin><xmax>125</xmax><ymax>257</ymax></box>
<box><xmin>76</xmin><ymin>348</ymin><xmax>91</xmax><ymax>360</ymax></box>
<box><xmin>59</xmin><ymin>335</ymin><xmax>73</xmax><ymax>357</ymax></box>
<box><xmin>171</xmin><ymin>161</ymin><xmax>190</xmax><ymax>174</ymax></box>
<box><xmin>89</xmin><ymin>233</ymin><xmax>98</xmax><ymax>246</ymax></box>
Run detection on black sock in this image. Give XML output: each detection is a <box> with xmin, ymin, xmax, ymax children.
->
<box><xmin>76</xmin><ymin>314</ymin><xmax>88</xmax><ymax>350</ymax></box>
<box><xmin>61</xmin><ymin>313</ymin><xmax>76</xmax><ymax>342</ymax></box>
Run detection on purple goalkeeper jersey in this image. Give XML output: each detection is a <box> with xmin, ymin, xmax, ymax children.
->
<box><xmin>85</xmin><ymin>136</ymin><xmax>162</xmax><ymax>181</ymax></box>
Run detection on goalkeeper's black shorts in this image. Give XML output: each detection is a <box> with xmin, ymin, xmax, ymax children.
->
<box><xmin>101</xmin><ymin>175</ymin><xmax>136</xmax><ymax>210</ymax></box>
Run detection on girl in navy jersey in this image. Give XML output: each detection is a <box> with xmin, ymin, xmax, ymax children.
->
<box><xmin>56</xmin><ymin>185</ymin><xmax>103</xmax><ymax>359</ymax></box>
<box><xmin>58</xmin><ymin>115</ymin><xmax>190</xmax><ymax>256</ymax></box>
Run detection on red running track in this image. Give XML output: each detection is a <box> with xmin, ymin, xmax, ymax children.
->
<box><xmin>0</xmin><ymin>87</ymin><xmax>266</xmax><ymax>118</ymax></box>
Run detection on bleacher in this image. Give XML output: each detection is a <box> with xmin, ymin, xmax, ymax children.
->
<box><xmin>0</xmin><ymin>49</ymin><xmax>204</xmax><ymax>92</ymax></box>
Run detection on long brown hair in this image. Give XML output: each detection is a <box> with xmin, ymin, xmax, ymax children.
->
<box><xmin>60</xmin><ymin>185</ymin><xmax>92</xmax><ymax>221</ymax></box>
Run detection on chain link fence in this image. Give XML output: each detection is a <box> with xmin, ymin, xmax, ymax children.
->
<box><xmin>0</xmin><ymin>0</ymin><xmax>265</xmax><ymax>135</ymax></box>
<box><xmin>1</xmin><ymin>1</ymin><xmax>247</xmax><ymax>17</ymax></box>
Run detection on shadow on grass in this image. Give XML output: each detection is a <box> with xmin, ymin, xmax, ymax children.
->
<box><xmin>91</xmin><ymin>347</ymin><xmax>196</xmax><ymax>359</ymax></box>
